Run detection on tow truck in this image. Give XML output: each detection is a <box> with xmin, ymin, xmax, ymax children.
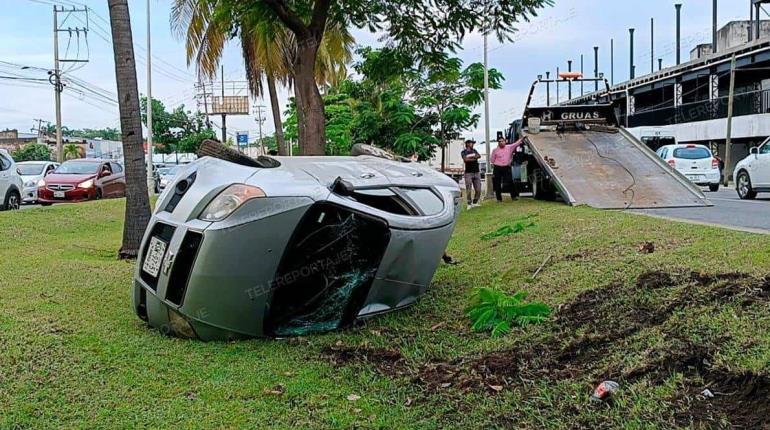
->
<box><xmin>507</xmin><ymin>74</ymin><xmax>711</xmax><ymax>209</ymax></box>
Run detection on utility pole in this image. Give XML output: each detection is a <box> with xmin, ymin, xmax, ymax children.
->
<box><xmin>580</xmin><ymin>54</ymin><xmax>584</xmax><ymax>96</ymax></box>
<box><xmin>32</xmin><ymin>118</ymin><xmax>46</xmax><ymax>142</ymax></box>
<box><xmin>254</xmin><ymin>104</ymin><xmax>266</xmax><ymax>155</ymax></box>
<box><xmin>146</xmin><ymin>0</ymin><xmax>154</xmax><ymax>193</ymax></box>
<box><xmin>221</xmin><ymin>66</ymin><xmax>227</xmax><ymax>143</ymax></box>
<box><xmin>53</xmin><ymin>6</ymin><xmax>63</xmax><ymax>163</ymax></box>
<box><xmin>724</xmin><ymin>54</ymin><xmax>737</xmax><ymax>186</ymax></box>
<box><xmin>483</xmin><ymin>30</ymin><xmax>492</xmax><ymax>199</ymax></box>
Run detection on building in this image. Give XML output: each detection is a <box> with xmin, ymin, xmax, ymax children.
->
<box><xmin>566</xmin><ymin>20</ymin><xmax>770</xmax><ymax>174</ymax></box>
<box><xmin>0</xmin><ymin>129</ymin><xmax>38</xmax><ymax>152</ymax></box>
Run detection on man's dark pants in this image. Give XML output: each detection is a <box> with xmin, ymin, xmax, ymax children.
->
<box><xmin>492</xmin><ymin>165</ymin><xmax>517</xmax><ymax>201</ymax></box>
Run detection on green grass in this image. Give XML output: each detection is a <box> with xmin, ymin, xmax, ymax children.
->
<box><xmin>1</xmin><ymin>199</ymin><xmax>769</xmax><ymax>429</ymax></box>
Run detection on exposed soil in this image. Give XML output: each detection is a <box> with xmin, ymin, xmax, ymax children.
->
<box><xmin>675</xmin><ymin>370</ymin><xmax>770</xmax><ymax>430</ymax></box>
<box><xmin>323</xmin><ymin>270</ymin><xmax>770</xmax><ymax>426</ymax></box>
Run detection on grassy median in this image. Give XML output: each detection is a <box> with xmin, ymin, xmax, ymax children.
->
<box><xmin>1</xmin><ymin>199</ymin><xmax>769</xmax><ymax>429</ymax></box>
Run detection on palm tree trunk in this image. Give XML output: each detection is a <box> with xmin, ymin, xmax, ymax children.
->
<box><xmin>294</xmin><ymin>37</ymin><xmax>325</xmax><ymax>156</ymax></box>
<box><xmin>107</xmin><ymin>0</ymin><xmax>151</xmax><ymax>259</ymax></box>
<box><xmin>266</xmin><ymin>75</ymin><xmax>287</xmax><ymax>156</ymax></box>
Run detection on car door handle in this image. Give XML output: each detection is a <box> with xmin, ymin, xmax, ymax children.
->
<box><xmin>360</xmin><ymin>173</ymin><xmax>376</xmax><ymax>179</ymax></box>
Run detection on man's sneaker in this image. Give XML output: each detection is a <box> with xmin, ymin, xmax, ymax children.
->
<box><xmin>466</xmin><ymin>204</ymin><xmax>474</xmax><ymax>211</ymax></box>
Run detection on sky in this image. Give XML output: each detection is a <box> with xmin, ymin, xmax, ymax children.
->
<box><xmin>0</xmin><ymin>0</ymin><xmax>757</xmax><ymax>144</ymax></box>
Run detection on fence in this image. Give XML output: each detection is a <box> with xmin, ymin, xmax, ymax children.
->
<box><xmin>627</xmin><ymin>88</ymin><xmax>770</xmax><ymax>128</ymax></box>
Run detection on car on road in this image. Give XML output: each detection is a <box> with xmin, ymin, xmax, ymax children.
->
<box><xmin>656</xmin><ymin>144</ymin><xmax>722</xmax><ymax>192</ymax></box>
<box><xmin>37</xmin><ymin>159</ymin><xmax>126</xmax><ymax>205</ymax></box>
<box><xmin>155</xmin><ymin>165</ymin><xmax>181</xmax><ymax>194</ymax></box>
<box><xmin>0</xmin><ymin>149</ymin><xmax>23</xmax><ymax>211</ymax></box>
<box><xmin>734</xmin><ymin>137</ymin><xmax>770</xmax><ymax>200</ymax></box>
<box><xmin>17</xmin><ymin>161</ymin><xmax>59</xmax><ymax>204</ymax></box>
<box><xmin>133</xmin><ymin>141</ymin><xmax>461</xmax><ymax>341</ymax></box>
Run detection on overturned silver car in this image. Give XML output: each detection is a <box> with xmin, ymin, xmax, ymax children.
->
<box><xmin>132</xmin><ymin>142</ymin><xmax>461</xmax><ymax>340</ymax></box>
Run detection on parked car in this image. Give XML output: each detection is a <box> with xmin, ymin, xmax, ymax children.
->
<box><xmin>656</xmin><ymin>144</ymin><xmax>721</xmax><ymax>192</ymax></box>
<box><xmin>734</xmin><ymin>137</ymin><xmax>770</xmax><ymax>200</ymax></box>
<box><xmin>17</xmin><ymin>161</ymin><xmax>59</xmax><ymax>204</ymax></box>
<box><xmin>133</xmin><ymin>142</ymin><xmax>461</xmax><ymax>341</ymax></box>
<box><xmin>0</xmin><ymin>149</ymin><xmax>23</xmax><ymax>211</ymax></box>
<box><xmin>155</xmin><ymin>165</ymin><xmax>181</xmax><ymax>194</ymax></box>
<box><xmin>37</xmin><ymin>159</ymin><xmax>126</xmax><ymax>205</ymax></box>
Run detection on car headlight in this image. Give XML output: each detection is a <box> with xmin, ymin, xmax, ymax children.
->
<box><xmin>25</xmin><ymin>180</ymin><xmax>37</xmax><ymax>188</ymax></box>
<box><xmin>199</xmin><ymin>184</ymin><xmax>266</xmax><ymax>222</ymax></box>
<box><xmin>37</xmin><ymin>179</ymin><xmax>46</xmax><ymax>187</ymax></box>
<box><xmin>77</xmin><ymin>179</ymin><xmax>94</xmax><ymax>189</ymax></box>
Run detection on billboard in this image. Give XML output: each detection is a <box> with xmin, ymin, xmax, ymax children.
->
<box><xmin>211</xmin><ymin>96</ymin><xmax>249</xmax><ymax>115</ymax></box>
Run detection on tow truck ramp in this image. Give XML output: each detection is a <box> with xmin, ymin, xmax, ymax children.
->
<box><xmin>518</xmin><ymin>76</ymin><xmax>711</xmax><ymax>210</ymax></box>
<box><xmin>524</xmin><ymin>127</ymin><xmax>712</xmax><ymax>209</ymax></box>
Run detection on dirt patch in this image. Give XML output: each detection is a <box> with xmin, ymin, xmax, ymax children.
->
<box><xmin>324</xmin><ymin>270</ymin><xmax>770</xmax><ymax>405</ymax></box>
<box><xmin>676</xmin><ymin>370</ymin><xmax>770</xmax><ymax>430</ymax></box>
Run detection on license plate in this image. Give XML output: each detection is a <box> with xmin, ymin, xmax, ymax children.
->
<box><xmin>142</xmin><ymin>237</ymin><xmax>167</xmax><ymax>278</ymax></box>
<box><xmin>53</xmin><ymin>191</ymin><xmax>65</xmax><ymax>198</ymax></box>
<box><xmin>687</xmin><ymin>175</ymin><xmax>701</xmax><ymax>181</ymax></box>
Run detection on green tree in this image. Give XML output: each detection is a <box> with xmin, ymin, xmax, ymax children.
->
<box><xmin>63</xmin><ymin>144</ymin><xmax>81</xmax><ymax>160</ymax></box>
<box><xmin>12</xmin><ymin>144</ymin><xmax>52</xmax><ymax>162</ymax></box>
<box><xmin>171</xmin><ymin>0</ymin><xmax>353</xmax><ymax>156</ymax></box>
<box><xmin>206</xmin><ymin>0</ymin><xmax>551</xmax><ymax>155</ymax></box>
<box><xmin>140</xmin><ymin>97</ymin><xmax>215</xmax><ymax>155</ymax></box>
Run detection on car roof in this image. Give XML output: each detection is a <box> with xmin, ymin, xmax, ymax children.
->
<box><xmin>18</xmin><ymin>160</ymin><xmax>52</xmax><ymax>164</ymax></box>
<box><xmin>659</xmin><ymin>144</ymin><xmax>710</xmax><ymax>150</ymax></box>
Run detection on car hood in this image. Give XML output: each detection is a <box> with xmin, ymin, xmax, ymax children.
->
<box><xmin>20</xmin><ymin>174</ymin><xmax>42</xmax><ymax>183</ymax></box>
<box><xmin>44</xmin><ymin>173</ymin><xmax>95</xmax><ymax>184</ymax></box>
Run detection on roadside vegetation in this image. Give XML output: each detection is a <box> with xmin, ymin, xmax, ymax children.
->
<box><xmin>1</xmin><ymin>200</ymin><xmax>769</xmax><ymax>428</ymax></box>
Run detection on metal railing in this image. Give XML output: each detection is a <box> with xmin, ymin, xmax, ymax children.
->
<box><xmin>627</xmin><ymin>88</ymin><xmax>770</xmax><ymax>128</ymax></box>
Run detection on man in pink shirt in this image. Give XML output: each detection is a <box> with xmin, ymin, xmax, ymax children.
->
<box><xmin>490</xmin><ymin>137</ymin><xmax>522</xmax><ymax>201</ymax></box>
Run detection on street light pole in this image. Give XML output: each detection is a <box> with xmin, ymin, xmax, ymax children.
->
<box><xmin>53</xmin><ymin>6</ymin><xmax>63</xmax><ymax>163</ymax></box>
<box><xmin>483</xmin><ymin>30</ymin><xmax>492</xmax><ymax>199</ymax></box>
<box><xmin>146</xmin><ymin>0</ymin><xmax>155</xmax><ymax>193</ymax></box>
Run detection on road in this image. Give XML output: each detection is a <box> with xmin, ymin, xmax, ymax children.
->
<box><xmin>630</xmin><ymin>187</ymin><xmax>770</xmax><ymax>234</ymax></box>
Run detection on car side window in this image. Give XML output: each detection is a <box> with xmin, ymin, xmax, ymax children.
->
<box><xmin>0</xmin><ymin>155</ymin><xmax>10</xmax><ymax>171</ymax></box>
<box><xmin>761</xmin><ymin>144</ymin><xmax>770</xmax><ymax>155</ymax></box>
<box><xmin>110</xmin><ymin>162</ymin><xmax>123</xmax><ymax>173</ymax></box>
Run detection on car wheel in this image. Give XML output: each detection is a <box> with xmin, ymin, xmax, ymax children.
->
<box><xmin>736</xmin><ymin>171</ymin><xmax>757</xmax><ymax>200</ymax></box>
<box><xmin>40</xmin><ymin>203</ymin><xmax>52</xmax><ymax>207</ymax></box>
<box><xmin>708</xmin><ymin>183</ymin><xmax>720</xmax><ymax>192</ymax></box>
<box><xmin>532</xmin><ymin>168</ymin><xmax>555</xmax><ymax>201</ymax></box>
<box><xmin>3</xmin><ymin>190</ymin><xmax>21</xmax><ymax>211</ymax></box>
<box><xmin>96</xmin><ymin>189</ymin><xmax>103</xmax><ymax>200</ymax></box>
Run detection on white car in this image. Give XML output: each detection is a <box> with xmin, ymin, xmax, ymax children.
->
<box><xmin>656</xmin><ymin>144</ymin><xmax>721</xmax><ymax>192</ymax></box>
<box><xmin>733</xmin><ymin>137</ymin><xmax>770</xmax><ymax>200</ymax></box>
<box><xmin>0</xmin><ymin>149</ymin><xmax>23</xmax><ymax>210</ymax></box>
<box><xmin>17</xmin><ymin>161</ymin><xmax>59</xmax><ymax>204</ymax></box>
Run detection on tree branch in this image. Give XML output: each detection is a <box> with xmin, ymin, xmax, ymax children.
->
<box><xmin>261</xmin><ymin>0</ymin><xmax>310</xmax><ymax>38</ymax></box>
<box><xmin>309</xmin><ymin>0</ymin><xmax>332</xmax><ymax>41</ymax></box>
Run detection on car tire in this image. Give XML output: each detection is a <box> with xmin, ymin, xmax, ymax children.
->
<box><xmin>531</xmin><ymin>168</ymin><xmax>555</xmax><ymax>201</ymax></box>
<box><xmin>708</xmin><ymin>183</ymin><xmax>720</xmax><ymax>192</ymax></box>
<box><xmin>40</xmin><ymin>203</ymin><xmax>52</xmax><ymax>207</ymax></box>
<box><xmin>736</xmin><ymin>171</ymin><xmax>757</xmax><ymax>200</ymax></box>
<box><xmin>2</xmin><ymin>189</ymin><xmax>21</xmax><ymax>211</ymax></box>
<box><xmin>95</xmin><ymin>189</ymin><xmax>103</xmax><ymax>200</ymax></box>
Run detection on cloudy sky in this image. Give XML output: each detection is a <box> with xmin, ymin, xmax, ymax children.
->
<box><xmin>0</xmin><ymin>0</ymin><xmax>755</xmax><ymax>143</ymax></box>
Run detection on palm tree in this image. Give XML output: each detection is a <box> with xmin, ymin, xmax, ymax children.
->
<box><xmin>107</xmin><ymin>0</ymin><xmax>151</xmax><ymax>259</ymax></box>
<box><xmin>171</xmin><ymin>0</ymin><xmax>353</xmax><ymax>155</ymax></box>
<box><xmin>63</xmin><ymin>144</ymin><xmax>80</xmax><ymax>160</ymax></box>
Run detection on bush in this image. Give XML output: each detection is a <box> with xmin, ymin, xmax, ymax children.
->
<box><xmin>13</xmin><ymin>143</ymin><xmax>51</xmax><ymax>162</ymax></box>
<box><xmin>466</xmin><ymin>288</ymin><xmax>551</xmax><ymax>337</ymax></box>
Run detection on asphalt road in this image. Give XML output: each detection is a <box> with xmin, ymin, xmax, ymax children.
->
<box><xmin>630</xmin><ymin>187</ymin><xmax>770</xmax><ymax>234</ymax></box>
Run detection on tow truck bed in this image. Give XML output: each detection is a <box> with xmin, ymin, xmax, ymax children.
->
<box><xmin>525</xmin><ymin>127</ymin><xmax>712</xmax><ymax>209</ymax></box>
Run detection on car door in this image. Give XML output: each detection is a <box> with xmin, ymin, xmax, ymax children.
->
<box><xmin>110</xmin><ymin>162</ymin><xmax>126</xmax><ymax>197</ymax></box>
<box><xmin>95</xmin><ymin>162</ymin><xmax>115</xmax><ymax>197</ymax></box>
<box><xmin>754</xmin><ymin>143</ymin><xmax>770</xmax><ymax>187</ymax></box>
<box><xmin>0</xmin><ymin>153</ymin><xmax>11</xmax><ymax>198</ymax></box>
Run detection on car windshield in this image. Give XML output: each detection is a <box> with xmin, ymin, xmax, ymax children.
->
<box><xmin>17</xmin><ymin>164</ymin><xmax>46</xmax><ymax>175</ymax></box>
<box><xmin>673</xmin><ymin>147</ymin><xmax>710</xmax><ymax>160</ymax></box>
<box><xmin>157</xmin><ymin>168</ymin><xmax>170</xmax><ymax>175</ymax></box>
<box><xmin>54</xmin><ymin>161</ymin><xmax>101</xmax><ymax>174</ymax></box>
<box><xmin>162</xmin><ymin>166</ymin><xmax>180</xmax><ymax>176</ymax></box>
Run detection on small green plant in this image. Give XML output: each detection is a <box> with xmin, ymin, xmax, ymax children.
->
<box><xmin>466</xmin><ymin>288</ymin><xmax>551</xmax><ymax>337</ymax></box>
<box><xmin>481</xmin><ymin>214</ymin><xmax>537</xmax><ymax>240</ymax></box>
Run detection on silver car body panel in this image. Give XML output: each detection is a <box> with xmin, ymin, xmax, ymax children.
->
<box><xmin>133</xmin><ymin>155</ymin><xmax>460</xmax><ymax>340</ymax></box>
